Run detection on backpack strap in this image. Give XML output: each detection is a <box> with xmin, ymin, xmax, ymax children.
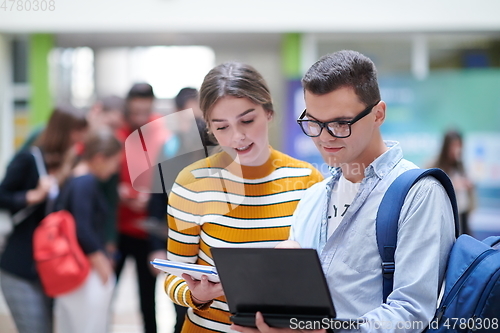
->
<box><xmin>376</xmin><ymin>168</ymin><xmax>459</xmax><ymax>303</ymax></box>
<box><xmin>10</xmin><ymin>147</ymin><xmax>48</xmax><ymax>226</ymax></box>
<box><xmin>30</xmin><ymin>146</ymin><xmax>47</xmax><ymax>177</ymax></box>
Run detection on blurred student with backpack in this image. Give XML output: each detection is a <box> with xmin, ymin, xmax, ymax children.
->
<box><xmin>53</xmin><ymin>128</ymin><xmax>122</xmax><ymax>333</ymax></box>
<box><xmin>17</xmin><ymin>95</ymin><xmax>125</xmax><ymax>265</ymax></box>
<box><xmin>85</xmin><ymin>95</ymin><xmax>125</xmax><ymax>267</ymax></box>
<box><xmin>0</xmin><ymin>106</ymin><xmax>88</xmax><ymax>333</ymax></box>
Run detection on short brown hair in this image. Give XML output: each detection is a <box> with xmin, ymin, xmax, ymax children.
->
<box><xmin>100</xmin><ymin>95</ymin><xmax>125</xmax><ymax>113</ymax></box>
<box><xmin>125</xmin><ymin>83</ymin><xmax>155</xmax><ymax>119</ymax></box>
<box><xmin>302</xmin><ymin>50</ymin><xmax>380</xmax><ymax>107</ymax></box>
<box><xmin>82</xmin><ymin>129</ymin><xmax>122</xmax><ymax>161</ymax></box>
<box><xmin>199</xmin><ymin>62</ymin><xmax>274</xmax><ymax>123</ymax></box>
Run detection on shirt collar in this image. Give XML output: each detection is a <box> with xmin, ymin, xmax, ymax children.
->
<box><xmin>366</xmin><ymin>140</ymin><xmax>403</xmax><ymax>179</ymax></box>
<box><xmin>328</xmin><ymin>140</ymin><xmax>403</xmax><ymax>180</ymax></box>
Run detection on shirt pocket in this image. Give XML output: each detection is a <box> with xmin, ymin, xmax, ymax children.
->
<box><xmin>339</xmin><ymin>219</ymin><xmax>380</xmax><ymax>273</ymax></box>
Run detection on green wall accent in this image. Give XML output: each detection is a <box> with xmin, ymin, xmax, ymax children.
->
<box><xmin>29</xmin><ymin>34</ymin><xmax>54</xmax><ymax>126</ymax></box>
<box><xmin>282</xmin><ymin>33</ymin><xmax>301</xmax><ymax>79</ymax></box>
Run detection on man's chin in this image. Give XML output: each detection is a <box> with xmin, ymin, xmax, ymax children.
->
<box><xmin>323</xmin><ymin>156</ymin><xmax>342</xmax><ymax>168</ymax></box>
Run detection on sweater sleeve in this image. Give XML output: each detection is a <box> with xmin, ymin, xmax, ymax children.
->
<box><xmin>66</xmin><ymin>177</ymin><xmax>103</xmax><ymax>254</ymax></box>
<box><xmin>0</xmin><ymin>152</ymin><xmax>35</xmax><ymax>213</ymax></box>
<box><xmin>163</xmin><ymin>169</ymin><xmax>212</xmax><ymax>310</ymax></box>
<box><xmin>308</xmin><ymin>166</ymin><xmax>325</xmax><ymax>187</ymax></box>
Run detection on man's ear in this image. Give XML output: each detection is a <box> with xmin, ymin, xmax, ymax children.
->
<box><xmin>374</xmin><ymin>101</ymin><xmax>386</xmax><ymax>126</ymax></box>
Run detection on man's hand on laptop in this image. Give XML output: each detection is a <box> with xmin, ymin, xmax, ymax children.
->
<box><xmin>183</xmin><ymin>273</ymin><xmax>224</xmax><ymax>305</ymax></box>
<box><xmin>231</xmin><ymin>312</ymin><xmax>326</xmax><ymax>333</ymax></box>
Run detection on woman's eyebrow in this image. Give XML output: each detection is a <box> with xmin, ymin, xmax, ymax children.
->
<box><xmin>237</xmin><ymin>108</ymin><xmax>255</xmax><ymax>118</ymax></box>
<box><xmin>211</xmin><ymin>108</ymin><xmax>255</xmax><ymax>122</ymax></box>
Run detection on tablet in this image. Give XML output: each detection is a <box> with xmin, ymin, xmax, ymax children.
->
<box><xmin>150</xmin><ymin>258</ymin><xmax>220</xmax><ymax>283</ymax></box>
<box><xmin>210</xmin><ymin>248</ymin><xmax>347</xmax><ymax>329</ymax></box>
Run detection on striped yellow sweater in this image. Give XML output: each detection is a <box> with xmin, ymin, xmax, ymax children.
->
<box><xmin>164</xmin><ymin>148</ymin><xmax>323</xmax><ymax>333</ymax></box>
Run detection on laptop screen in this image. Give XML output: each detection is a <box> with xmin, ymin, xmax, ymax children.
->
<box><xmin>210</xmin><ymin>248</ymin><xmax>336</xmax><ymax>318</ymax></box>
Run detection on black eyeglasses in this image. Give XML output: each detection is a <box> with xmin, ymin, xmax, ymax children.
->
<box><xmin>296</xmin><ymin>101</ymin><xmax>380</xmax><ymax>138</ymax></box>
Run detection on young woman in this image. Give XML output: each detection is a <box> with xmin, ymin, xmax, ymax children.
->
<box><xmin>432</xmin><ymin>129</ymin><xmax>475</xmax><ymax>235</ymax></box>
<box><xmin>164</xmin><ymin>62</ymin><xmax>324</xmax><ymax>332</ymax></box>
<box><xmin>0</xmin><ymin>106</ymin><xmax>88</xmax><ymax>333</ymax></box>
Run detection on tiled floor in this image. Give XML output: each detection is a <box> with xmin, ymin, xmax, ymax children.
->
<box><xmin>0</xmin><ymin>258</ymin><xmax>177</xmax><ymax>333</ymax></box>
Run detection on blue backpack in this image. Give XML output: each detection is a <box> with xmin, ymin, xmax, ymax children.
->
<box><xmin>376</xmin><ymin>168</ymin><xmax>500</xmax><ymax>333</ymax></box>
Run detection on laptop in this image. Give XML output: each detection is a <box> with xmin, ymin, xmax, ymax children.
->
<box><xmin>210</xmin><ymin>248</ymin><xmax>360</xmax><ymax>329</ymax></box>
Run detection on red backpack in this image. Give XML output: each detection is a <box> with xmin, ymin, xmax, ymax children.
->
<box><xmin>33</xmin><ymin>210</ymin><xmax>90</xmax><ymax>297</ymax></box>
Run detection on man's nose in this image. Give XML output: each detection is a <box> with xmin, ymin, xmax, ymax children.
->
<box><xmin>319</xmin><ymin>125</ymin><xmax>337</xmax><ymax>141</ymax></box>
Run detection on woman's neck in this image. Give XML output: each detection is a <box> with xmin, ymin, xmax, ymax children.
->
<box><xmin>73</xmin><ymin>161</ymin><xmax>90</xmax><ymax>177</ymax></box>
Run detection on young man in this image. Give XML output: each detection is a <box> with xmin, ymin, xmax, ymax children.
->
<box><xmin>114</xmin><ymin>83</ymin><xmax>168</xmax><ymax>333</ymax></box>
<box><xmin>148</xmin><ymin>87</ymin><xmax>213</xmax><ymax>333</ymax></box>
<box><xmin>232</xmin><ymin>50</ymin><xmax>455</xmax><ymax>333</ymax></box>
<box><xmin>87</xmin><ymin>95</ymin><xmax>125</xmax><ymax>131</ymax></box>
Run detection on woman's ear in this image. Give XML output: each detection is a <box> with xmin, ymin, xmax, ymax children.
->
<box><xmin>267</xmin><ymin>111</ymin><xmax>273</xmax><ymax>121</ymax></box>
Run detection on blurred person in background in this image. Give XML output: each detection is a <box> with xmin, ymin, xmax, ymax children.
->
<box><xmin>19</xmin><ymin>95</ymin><xmax>126</xmax><ymax>266</ymax></box>
<box><xmin>84</xmin><ymin>95</ymin><xmax>126</xmax><ymax>267</ymax></box>
<box><xmin>148</xmin><ymin>87</ymin><xmax>217</xmax><ymax>333</ymax></box>
<box><xmin>87</xmin><ymin>95</ymin><xmax>125</xmax><ymax>132</ymax></box>
<box><xmin>174</xmin><ymin>87</ymin><xmax>217</xmax><ymax>149</ymax></box>
<box><xmin>54</xmin><ymin>129</ymin><xmax>122</xmax><ymax>333</ymax></box>
<box><xmin>175</xmin><ymin>87</ymin><xmax>203</xmax><ymax>118</ymax></box>
<box><xmin>19</xmin><ymin>95</ymin><xmax>125</xmax><ymax>152</ymax></box>
<box><xmin>164</xmin><ymin>62</ymin><xmax>323</xmax><ymax>333</ymax></box>
<box><xmin>115</xmin><ymin>82</ymin><xmax>168</xmax><ymax>333</ymax></box>
<box><xmin>432</xmin><ymin>129</ymin><xmax>475</xmax><ymax>235</ymax></box>
<box><xmin>0</xmin><ymin>106</ymin><xmax>88</xmax><ymax>333</ymax></box>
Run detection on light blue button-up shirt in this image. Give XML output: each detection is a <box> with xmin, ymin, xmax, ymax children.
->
<box><xmin>290</xmin><ymin>141</ymin><xmax>455</xmax><ymax>333</ymax></box>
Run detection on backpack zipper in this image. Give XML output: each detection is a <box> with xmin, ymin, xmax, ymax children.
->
<box><xmin>469</xmin><ymin>266</ymin><xmax>500</xmax><ymax>332</ymax></box>
<box><xmin>435</xmin><ymin>249</ymin><xmax>496</xmax><ymax>322</ymax></box>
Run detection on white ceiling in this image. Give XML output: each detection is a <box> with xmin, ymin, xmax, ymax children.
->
<box><xmin>1</xmin><ymin>0</ymin><xmax>500</xmax><ymax>33</ymax></box>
